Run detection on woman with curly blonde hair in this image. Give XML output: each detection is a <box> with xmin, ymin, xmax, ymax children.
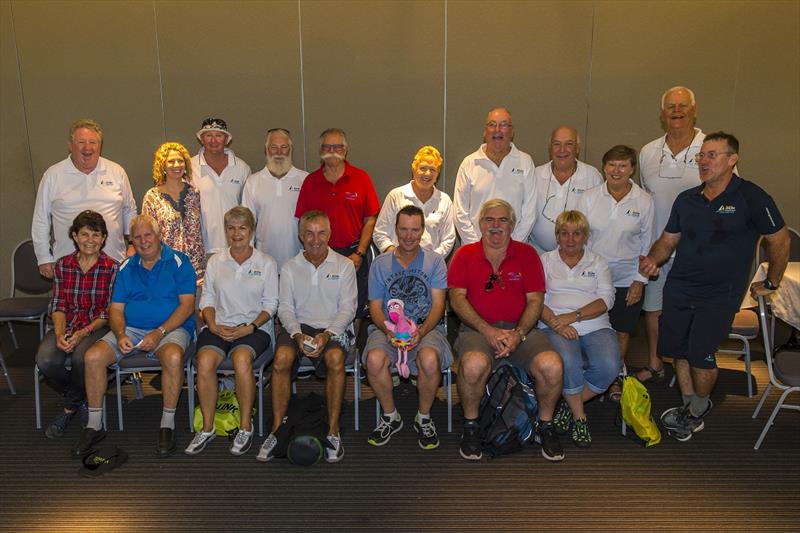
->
<box><xmin>142</xmin><ymin>142</ymin><xmax>205</xmax><ymax>277</ymax></box>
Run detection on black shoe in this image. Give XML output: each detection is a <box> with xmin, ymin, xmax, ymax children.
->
<box><xmin>535</xmin><ymin>420</ymin><xmax>565</xmax><ymax>462</ymax></box>
<box><xmin>46</xmin><ymin>410</ymin><xmax>77</xmax><ymax>439</ymax></box>
<box><xmin>73</xmin><ymin>427</ymin><xmax>106</xmax><ymax>457</ymax></box>
<box><xmin>459</xmin><ymin>422</ymin><xmax>483</xmax><ymax>460</ymax></box>
<box><xmin>156</xmin><ymin>427</ymin><xmax>176</xmax><ymax>457</ymax></box>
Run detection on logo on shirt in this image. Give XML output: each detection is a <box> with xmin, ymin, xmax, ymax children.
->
<box><xmin>100</xmin><ymin>179</ymin><xmax>114</xmax><ymax>186</ymax></box>
<box><xmin>716</xmin><ymin>205</ymin><xmax>736</xmax><ymax>215</ymax></box>
<box><xmin>326</xmin><ymin>273</ymin><xmax>341</xmax><ymax>280</ymax></box>
<box><xmin>248</xmin><ymin>269</ymin><xmax>262</xmax><ymax>277</ymax></box>
<box><xmin>571</xmin><ymin>187</ymin><xmax>587</xmax><ymax>194</ymax></box>
<box><xmin>511</xmin><ymin>168</ymin><xmax>524</xmax><ymax>175</ymax></box>
<box><xmin>581</xmin><ymin>270</ymin><xmax>597</xmax><ymax>279</ymax></box>
<box><xmin>344</xmin><ymin>192</ymin><xmax>359</xmax><ymax>201</ymax></box>
<box><xmin>625</xmin><ymin>210</ymin><xmax>641</xmax><ymax>218</ymax></box>
<box><xmin>230</xmin><ymin>178</ymin><xmax>242</xmax><ymax>185</ymax></box>
<box><xmin>288</xmin><ymin>185</ymin><xmax>301</xmax><ymax>192</ymax></box>
<box><xmin>507</xmin><ymin>271</ymin><xmax>522</xmax><ymax>281</ymax></box>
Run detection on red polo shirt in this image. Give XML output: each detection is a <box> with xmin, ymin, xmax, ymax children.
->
<box><xmin>448</xmin><ymin>239</ymin><xmax>545</xmax><ymax>324</ymax></box>
<box><xmin>294</xmin><ymin>161</ymin><xmax>381</xmax><ymax>248</ymax></box>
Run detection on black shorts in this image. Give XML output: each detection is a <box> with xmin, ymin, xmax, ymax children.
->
<box><xmin>609</xmin><ymin>286</ymin><xmax>644</xmax><ymax>334</ymax></box>
<box><xmin>276</xmin><ymin>325</ymin><xmax>348</xmax><ymax>379</ymax></box>
<box><xmin>333</xmin><ymin>242</ymin><xmax>372</xmax><ymax>319</ymax></box>
<box><xmin>196</xmin><ymin>327</ymin><xmax>271</xmax><ymax>359</ymax></box>
<box><xmin>657</xmin><ymin>294</ymin><xmax>736</xmax><ymax>370</ymax></box>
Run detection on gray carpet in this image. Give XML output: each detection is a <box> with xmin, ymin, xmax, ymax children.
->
<box><xmin>1</xmin><ymin>322</ymin><xmax>798</xmax><ymax>532</ymax></box>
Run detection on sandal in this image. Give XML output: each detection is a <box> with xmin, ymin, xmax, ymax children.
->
<box><xmin>79</xmin><ymin>445</ymin><xmax>129</xmax><ymax>477</ymax></box>
<box><xmin>635</xmin><ymin>365</ymin><xmax>665</xmax><ymax>383</ymax></box>
<box><xmin>606</xmin><ymin>377</ymin><xmax>623</xmax><ymax>403</ymax></box>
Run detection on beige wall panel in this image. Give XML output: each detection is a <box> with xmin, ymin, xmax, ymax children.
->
<box><xmin>300</xmin><ymin>0</ymin><xmax>445</xmax><ymax>201</ymax></box>
<box><xmin>0</xmin><ymin>0</ymin><xmax>35</xmax><ymax>296</ymax></box>
<box><xmin>445</xmin><ymin>0</ymin><xmax>595</xmax><ymax>192</ymax></box>
<box><xmin>155</xmin><ymin>0</ymin><xmax>302</xmax><ymax>175</ymax></box>
<box><xmin>586</xmin><ymin>0</ymin><xmax>741</xmax><ymax>171</ymax></box>
<box><xmin>732</xmin><ymin>2</ymin><xmax>800</xmax><ymax>229</ymax></box>
<box><xmin>13</xmin><ymin>0</ymin><xmax>164</xmax><ymax>201</ymax></box>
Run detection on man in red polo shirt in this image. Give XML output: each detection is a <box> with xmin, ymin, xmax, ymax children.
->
<box><xmin>448</xmin><ymin>198</ymin><xmax>565</xmax><ymax>462</ymax></box>
<box><xmin>295</xmin><ymin>128</ymin><xmax>380</xmax><ymax>326</ymax></box>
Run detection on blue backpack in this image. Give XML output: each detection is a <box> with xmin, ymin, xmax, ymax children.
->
<box><xmin>478</xmin><ymin>364</ymin><xmax>539</xmax><ymax>457</ymax></box>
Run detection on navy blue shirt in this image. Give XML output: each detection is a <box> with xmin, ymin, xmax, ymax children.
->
<box><xmin>664</xmin><ymin>175</ymin><xmax>784</xmax><ymax>306</ymax></box>
<box><xmin>113</xmin><ymin>243</ymin><xmax>197</xmax><ymax>333</ymax></box>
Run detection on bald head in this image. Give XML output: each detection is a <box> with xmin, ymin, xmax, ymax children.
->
<box><xmin>549</xmin><ymin>125</ymin><xmax>580</xmax><ymax>172</ymax></box>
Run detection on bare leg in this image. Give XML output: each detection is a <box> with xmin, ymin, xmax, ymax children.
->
<box><xmin>616</xmin><ymin>331</ymin><xmax>630</xmax><ymax>360</ymax></box>
<box><xmin>640</xmin><ymin>310</ymin><xmax>664</xmax><ymax>379</ymax></box>
<box><xmin>691</xmin><ymin>366</ymin><xmax>718</xmax><ymax>398</ymax></box>
<box><xmin>416</xmin><ymin>348</ymin><xmax>441</xmax><ymax>415</ymax></box>
<box><xmin>457</xmin><ymin>351</ymin><xmax>492</xmax><ymax>420</ymax></box>
<box><xmin>324</xmin><ymin>347</ymin><xmax>345</xmax><ymax>435</ymax></box>
<box><xmin>674</xmin><ymin>358</ymin><xmax>694</xmax><ymax>396</ymax></box>
<box><xmin>231</xmin><ymin>348</ymin><xmax>255</xmax><ymax>432</ymax></box>
<box><xmin>365</xmin><ymin>349</ymin><xmax>395</xmax><ymax>414</ymax></box>
<box><xmin>195</xmin><ymin>348</ymin><xmax>222</xmax><ymax>432</ymax></box>
<box><xmin>83</xmin><ymin>342</ymin><xmax>116</xmax><ymax>409</ymax></box>
<box><xmin>530</xmin><ymin>350</ymin><xmax>563</xmax><ymax>421</ymax></box>
<box><xmin>156</xmin><ymin>343</ymin><xmax>185</xmax><ymax>410</ymax></box>
<box><xmin>270</xmin><ymin>346</ymin><xmax>295</xmax><ymax>433</ymax></box>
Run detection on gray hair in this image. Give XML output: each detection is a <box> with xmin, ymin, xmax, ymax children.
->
<box><xmin>129</xmin><ymin>214</ymin><xmax>160</xmax><ymax>237</ymax></box>
<box><xmin>319</xmin><ymin>128</ymin><xmax>348</xmax><ymax>148</ymax></box>
<box><xmin>661</xmin><ymin>86</ymin><xmax>696</xmax><ymax>109</ymax></box>
<box><xmin>69</xmin><ymin>118</ymin><xmax>103</xmax><ymax>144</ymax></box>
<box><xmin>265</xmin><ymin>128</ymin><xmax>293</xmax><ymax>150</ymax></box>
<box><xmin>479</xmin><ymin>198</ymin><xmax>516</xmax><ymax>229</ymax></box>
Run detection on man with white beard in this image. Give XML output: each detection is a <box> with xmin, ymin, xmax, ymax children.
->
<box><xmin>242</xmin><ymin>128</ymin><xmax>308</xmax><ymax>269</ymax></box>
<box><xmin>295</xmin><ymin>128</ymin><xmax>381</xmax><ymax>330</ymax></box>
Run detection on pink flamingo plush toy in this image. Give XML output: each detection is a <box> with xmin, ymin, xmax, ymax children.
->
<box><xmin>384</xmin><ymin>298</ymin><xmax>417</xmax><ymax>378</ymax></box>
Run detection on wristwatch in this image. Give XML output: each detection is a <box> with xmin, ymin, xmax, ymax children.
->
<box><xmin>575</xmin><ymin>310</ymin><xmax>583</xmax><ymax>322</ymax></box>
<box><xmin>354</xmin><ymin>249</ymin><xmax>364</xmax><ymax>257</ymax></box>
<box><xmin>763</xmin><ymin>278</ymin><xmax>780</xmax><ymax>290</ymax></box>
<box><xmin>158</xmin><ymin>326</ymin><xmax>168</xmax><ymax>337</ymax></box>
<box><xmin>515</xmin><ymin>328</ymin><xmax>527</xmax><ymax>343</ymax></box>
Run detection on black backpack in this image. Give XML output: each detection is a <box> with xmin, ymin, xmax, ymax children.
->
<box><xmin>478</xmin><ymin>364</ymin><xmax>539</xmax><ymax>457</ymax></box>
<box><xmin>272</xmin><ymin>392</ymin><xmax>331</xmax><ymax>464</ymax></box>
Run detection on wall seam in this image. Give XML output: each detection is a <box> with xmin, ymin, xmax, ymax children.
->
<box><xmin>442</xmin><ymin>0</ymin><xmax>448</xmax><ymax>191</ymax></box>
<box><xmin>298</xmin><ymin>0</ymin><xmax>307</xmax><ymax>171</ymax></box>
<box><xmin>10</xmin><ymin>1</ymin><xmax>36</xmax><ymax>191</ymax></box>
<box><xmin>583</xmin><ymin>2</ymin><xmax>596</xmax><ymax>159</ymax></box>
<box><xmin>152</xmin><ymin>0</ymin><xmax>167</xmax><ymax>139</ymax></box>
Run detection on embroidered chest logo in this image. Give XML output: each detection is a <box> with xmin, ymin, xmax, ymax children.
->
<box><xmin>100</xmin><ymin>179</ymin><xmax>114</xmax><ymax>186</ymax></box>
<box><xmin>511</xmin><ymin>168</ymin><xmax>524</xmax><ymax>175</ymax></box>
<box><xmin>326</xmin><ymin>273</ymin><xmax>341</xmax><ymax>280</ymax></box>
<box><xmin>288</xmin><ymin>185</ymin><xmax>301</xmax><ymax>192</ymax></box>
<box><xmin>230</xmin><ymin>178</ymin><xmax>242</xmax><ymax>185</ymax></box>
<box><xmin>625</xmin><ymin>210</ymin><xmax>641</xmax><ymax>218</ymax></box>
<box><xmin>581</xmin><ymin>270</ymin><xmax>597</xmax><ymax>279</ymax></box>
<box><xmin>507</xmin><ymin>271</ymin><xmax>522</xmax><ymax>281</ymax></box>
<box><xmin>344</xmin><ymin>192</ymin><xmax>358</xmax><ymax>201</ymax></box>
<box><xmin>248</xmin><ymin>269</ymin><xmax>262</xmax><ymax>277</ymax></box>
<box><xmin>571</xmin><ymin>187</ymin><xmax>586</xmax><ymax>194</ymax></box>
<box><xmin>716</xmin><ymin>205</ymin><xmax>736</xmax><ymax>215</ymax></box>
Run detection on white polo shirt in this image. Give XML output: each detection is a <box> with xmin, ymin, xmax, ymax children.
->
<box><xmin>373</xmin><ymin>182</ymin><xmax>456</xmax><ymax>257</ymax></box>
<box><xmin>241</xmin><ymin>165</ymin><xmax>308</xmax><ymax>270</ymax></box>
<box><xmin>199</xmin><ymin>247</ymin><xmax>279</xmax><ymax>335</ymax></box>
<box><xmin>528</xmin><ymin>160</ymin><xmax>603</xmax><ymax>254</ymax></box>
<box><xmin>453</xmin><ymin>143</ymin><xmax>536</xmax><ymax>245</ymax></box>
<box><xmin>639</xmin><ymin>128</ymin><xmax>704</xmax><ymax>238</ymax></box>
<box><xmin>278</xmin><ymin>248</ymin><xmax>357</xmax><ymax>337</ymax></box>
<box><xmin>32</xmin><ymin>156</ymin><xmax>137</xmax><ymax>264</ymax></box>
<box><xmin>577</xmin><ymin>181</ymin><xmax>654</xmax><ymax>287</ymax></box>
<box><xmin>191</xmin><ymin>147</ymin><xmax>251</xmax><ymax>255</ymax></box>
<box><xmin>539</xmin><ymin>248</ymin><xmax>615</xmax><ymax>336</ymax></box>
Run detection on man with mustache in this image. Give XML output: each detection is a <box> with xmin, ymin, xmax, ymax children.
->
<box><xmin>453</xmin><ymin>107</ymin><xmax>537</xmax><ymax>246</ymax></box>
<box><xmin>242</xmin><ymin>128</ymin><xmax>309</xmax><ymax>269</ymax></box>
<box><xmin>294</xmin><ymin>128</ymin><xmax>381</xmax><ymax>331</ymax></box>
<box><xmin>32</xmin><ymin>119</ymin><xmax>137</xmax><ymax>278</ymax></box>
<box><xmin>448</xmin><ymin>199</ymin><xmax>565</xmax><ymax>462</ymax></box>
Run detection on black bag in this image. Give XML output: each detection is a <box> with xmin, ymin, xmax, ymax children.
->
<box><xmin>272</xmin><ymin>392</ymin><xmax>331</xmax><ymax>465</ymax></box>
<box><xmin>478</xmin><ymin>364</ymin><xmax>539</xmax><ymax>457</ymax></box>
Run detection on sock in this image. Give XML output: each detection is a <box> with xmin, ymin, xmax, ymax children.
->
<box><xmin>87</xmin><ymin>408</ymin><xmax>103</xmax><ymax>431</ymax></box>
<box><xmin>464</xmin><ymin>417</ymin><xmax>478</xmax><ymax>427</ymax></box>
<box><xmin>383</xmin><ymin>410</ymin><xmax>400</xmax><ymax>421</ymax></box>
<box><xmin>160</xmin><ymin>407</ymin><xmax>176</xmax><ymax>429</ymax></box>
<box><xmin>689</xmin><ymin>396</ymin><xmax>710</xmax><ymax>418</ymax></box>
<box><xmin>415</xmin><ymin>411</ymin><xmax>430</xmax><ymax>423</ymax></box>
<box><xmin>682</xmin><ymin>394</ymin><xmax>695</xmax><ymax>407</ymax></box>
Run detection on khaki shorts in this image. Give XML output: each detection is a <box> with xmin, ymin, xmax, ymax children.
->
<box><xmin>454</xmin><ymin>322</ymin><xmax>554</xmax><ymax>371</ymax></box>
<box><xmin>362</xmin><ymin>326</ymin><xmax>453</xmax><ymax>374</ymax></box>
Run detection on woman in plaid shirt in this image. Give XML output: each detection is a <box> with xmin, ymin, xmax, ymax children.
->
<box><xmin>35</xmin><ymin>210</ymin><xmax>117</xmax><ymax>439</ymax></box>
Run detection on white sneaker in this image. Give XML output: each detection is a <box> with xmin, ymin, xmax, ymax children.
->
<box><xmin>184</xmin><ymin>430</ymin><xmax>215</xmax><ymax>455</ymax></box>
<box><xmin>325</xmin><ymin>433</ymin><xmax>344</xmax><ymax>463</ymax></box>
<box><xmin>230</xmin><ymin>429</ymin><xmax>253</xmax><ymax>456</ymax></box>
<box><xmin>256</xmin><ymin>433</ymin><xmax>278</xmax><ymax>462</ymax></box>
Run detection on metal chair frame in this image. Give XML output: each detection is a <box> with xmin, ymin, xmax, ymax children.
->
<box><xmin>1</xmin><ymin>240</ymin><xmax>52</xmax><ymax>348</ymax></box>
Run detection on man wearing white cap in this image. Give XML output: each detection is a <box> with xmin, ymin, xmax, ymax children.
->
<box><xmin>191</xmin><ymin>118</ymin><xmax>251</xmax><ymax>256</ymax></box>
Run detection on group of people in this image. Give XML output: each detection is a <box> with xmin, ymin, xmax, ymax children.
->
<box><xmin>31</xmin><ymin>85</ymin><xmax>790</xmax><ymax>464</ymax></box>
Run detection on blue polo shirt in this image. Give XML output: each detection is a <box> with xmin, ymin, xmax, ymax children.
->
<box><xmin>664</xmin><ymin>174</ymin><xmax>784</xmax><ymax>306</ymax></box>
<box><xmin>112</xmin><ymin>243</ymin><xmax>197</xmax><ymax>333</ymax></box>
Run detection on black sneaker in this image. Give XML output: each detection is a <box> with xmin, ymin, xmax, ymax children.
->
<box><xmin>156</xmin><ymin>427</ymin><xmax>176</xmax><ymax>457</ymax></box>
<box><xmin>413</xmin><ymin>416</ymin><xmax>440</xmax><ymax>450</ymax></box>
<box><xmin>367</xmin><ymin>414</ymin><xmax>403</xmax><ymax>446</ymax></box>
<box><xmin>571</xmin><ymin>417</ymin><xmax>592</xmax><ymax>448</ymax></box>
<box><xmin>552</xmin><ymin>400</ymin><xmax>573</xmax><ymax>436</ymax></box>
<box><xmin>662</xmin><ymin>403</ymin><xmax>710</xmax><ymax>442</ymax></box>
<box><xmin>45</xmin><ymin>410</ymin><xmax>77</xmax><ymax>439</ymax></box>
<box><xmin>73</xmin><ymin>427</ymin><xmax>107</xmax><ymax>457</ymax></box>
<box><xmin>459</xmin><ymin>422</ymin><xmax>482</xmax><ymax>460</ymax></box>
<box><xmin>535</xmin><ymin>420</ymin><xmax>565</xmax><ymax>462</ymax></box>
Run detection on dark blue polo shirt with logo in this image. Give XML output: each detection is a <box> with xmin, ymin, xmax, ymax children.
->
<box><xmin>663</xmin><ymin>174</ymin><xmax>784</xmax><ymax>307</ymax></box>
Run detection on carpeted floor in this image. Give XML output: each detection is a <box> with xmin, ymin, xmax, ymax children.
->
<box><xmin>0</xmin><ymin>322</ymin><xmax>798</xmax><ymax>532</ymax></box>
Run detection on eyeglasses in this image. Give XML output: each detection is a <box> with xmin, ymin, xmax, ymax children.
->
<box><xmin>658</xmin><ymin>138</ymin><xmax>691</xmax><ymax>179</ymax></box>
<box><xmin>485</xmin><ymin>121</ymin><xmax>512</xmax><ymax>130</ymax></box>
<box><xmin>321</xmin><ymin>144</ymin><xmax>347</xmax><ymax>152</ymax></box>
<box><xmin>694</xmin><ymin>151</ymin><xmax>733</xmax><ymax>162</ymax></box>
<box><xmin>485</xmin><ymin>271</ymin><xmax>505</xmax><ymax>292</ymax></box>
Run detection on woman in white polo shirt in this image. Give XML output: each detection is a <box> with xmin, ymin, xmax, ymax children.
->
<box><xmin>184</xmin><ymin>206</ymin><xmax>278</xmax><ymax>457</ymax></box>
<box><xmin>577</xmin><ymin>145</ymin><xmax>654</xmax><ymax>400</ymax></box>
<box><xmin>539</xmin><ymin>210</ymin><xmax>621</xmax><ymax>448</ymax></box>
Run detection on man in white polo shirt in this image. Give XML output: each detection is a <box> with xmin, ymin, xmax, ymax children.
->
<box><xmin>453</xmin><ymin>107</ymin><xmax>537</xmax><ymax>246</ymax></box>
<box><xmin>191</xmin><ymin>118</ymin><xmax>251</xmax><ymax>256</ymax></box>
<box><xmin>637</xmin><ymin>86</ymin><xmax>705</xmax><ymax>383</ymax></box>
<box><xmin>32</xmin><ymin>118</ymin><xmax>137</xmax><ymax>277</ymax></box>
<box><xmin>257</xmin><ymin>210</ymin><xmax>357</xmax><ymax>464</ymax></box>
<box><xmin>528</xmin><ymin>125</ymin><xmax>603</xmax><ymax>255</ymax></box>
<box><xmin>241</xmin><ymin>128</ymin><xmax>308</xmax><ymax>269</ymax></box>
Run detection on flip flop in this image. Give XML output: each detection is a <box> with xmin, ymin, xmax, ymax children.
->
<box><xmin>79</xmin><ymin>445</ymin><xmax>129</xmax><ymax>478</ymax></box>
<box><xmin>635</xmin><ymin>365</ymin><xmax>665</xmax><ymax>384</ymax></box>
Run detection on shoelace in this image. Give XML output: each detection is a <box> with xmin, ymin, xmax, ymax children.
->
<box><xmin>418</xmin><ymin>420</ymin><xmax>435</xmax><ymax>437</ymax></box>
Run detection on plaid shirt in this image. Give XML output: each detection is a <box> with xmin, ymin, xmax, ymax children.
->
<box><xmin>49</xmin><ymin>251</ymin><xmax>118</xmax><ymax>332</ymax></box>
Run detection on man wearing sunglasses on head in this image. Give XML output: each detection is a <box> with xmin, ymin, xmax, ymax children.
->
<box><xmin>448</xmin><ymin>199</ymin><xmax>565</xmax><ymax>462</ymax></box>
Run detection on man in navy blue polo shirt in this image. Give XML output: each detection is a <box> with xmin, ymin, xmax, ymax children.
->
<box><xmin>75</xmin><ymin>214</ymin><xmax>197</xmax><ymax>457</ymax></box>
<box><xmin>639</xmin><ymin>131</ymin><xmax>790</xmax><ymax>442</ymax></box>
